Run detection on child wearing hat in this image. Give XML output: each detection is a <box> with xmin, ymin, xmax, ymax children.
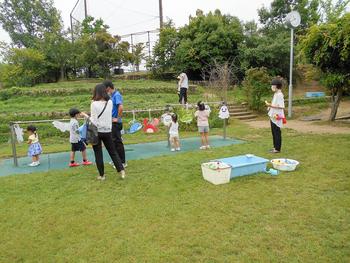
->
<box><xmin>68</xmin><ymin>108</ymin><xmax>92</xmax><ymax>167</ymax></box>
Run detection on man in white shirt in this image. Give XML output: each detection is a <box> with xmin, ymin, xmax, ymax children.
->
<box><xmin>265</xmin><ymin>78</ymin><xmax>285</xmax><ymax>153</ymax></box>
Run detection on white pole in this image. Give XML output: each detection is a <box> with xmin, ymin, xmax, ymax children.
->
<box><xmin>288</xmin><ymin>28</ymin><xmax>294</xmax><ymax>118</ymax></box>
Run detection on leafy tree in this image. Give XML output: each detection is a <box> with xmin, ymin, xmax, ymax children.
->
<box><xmin>1</xmin><ymin>48</ymin><xmax>46</xmax><ymax>86</ymax></box>
<box><xmin>319</xmin><ymin>0</ymin><xmax>350</xmax><ymax>22</ymax></box>
<box><xmin>75</xmin><ymin>16</ymin><xmax>131</xmax><ymax>78</ymax></box>
<box><xmin>0</xmin><ymin>0</ymin><xmax>62</xmax><ymax>48</ymax></box>
<box><xmin>300</xmin><ymin>13</ymin><xmax>350</xmax><ymax>120</ymax></box>
<box><xmin>239</xmin><ymin>21</ymin><xmax>290</xmax><ymax>78</ymax></box>
<box><xmin>131</xmin><ymin>43</ymin><xmax>145</xmax><ymax>72</ymax></box>
<box><xmin>258</xmin><ymin>0</ymin><xmax>320</xmax><ymax>33</ymax></box>
<box><xmin>151</xmin><ymin>10</ymin><xmax>244</xmax><ymax>79</ymax></box>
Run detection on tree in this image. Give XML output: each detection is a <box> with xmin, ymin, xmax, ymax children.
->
<box><xmin>131</xmin><ymin>43</ymin><xmax>145</xmax><ymax>72</ymax></box>
<box><xmin>1</xmin><ymin>48</ymin><xmax>47</xmax><ymax>86</ymax></box>
<box><xmin>300</xmin><ymin>13</ymin><xmax>350</xmax><ymax>121</ymax></box>
<box><xmin>258</xmin><ymin>0</ymin><xmax>320</xmax><ymax>33</ymax></box>
<box><xmin>319</xmin><ymin>0</ymin><xmax>350</xmax><ymax>22</ymax></box>
<box><xmin>75</xmin><ymin>16</ymin><xmax>132</xmax><ymax>78</ymax></box>
<box><xmin>151</xmin><ymin>10</ymin><xmax>244</xmax><ymax>79</ymax></box>
<box><xmin>0</xmin><ymin>0</ymin><xmax>62</xmax><ymax>48</ymax></box>
<box><xmin>239</xmin><ymin>20</ymin><xmax>290</xmax><ymax>78</ymax></box>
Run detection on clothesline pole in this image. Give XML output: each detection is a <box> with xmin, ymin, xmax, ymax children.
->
<box><xmin>9</xmin><ymin>123</ymin><xmax>18</xmax><ymax>167</ymax></box>
<box><xmin>223</xmin><ymin>119</ymin><xmax>227</xmax><ymax>140</ymax></box>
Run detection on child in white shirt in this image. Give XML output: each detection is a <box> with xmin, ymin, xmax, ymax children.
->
<box><xmin>169</xmin><ymin>114</ymin><xmax>180</xmax><ymax>152</ymax></box>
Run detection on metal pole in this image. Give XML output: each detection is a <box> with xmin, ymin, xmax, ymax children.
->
<box><xmin>159</xmin><ymin>0</ymin><xmax>163</xmax><ymax>29</ymax></box>
<box><xmin>223</xmin><ymin>119</ymin><xmax>227</xmax><ymax>140</ymax></box>
<box><xmin>288</xmin><ymin>28</ymin><xmax>294</xmax><ymax>118</ymax></box>
<box><xmin>70</xmin><ymin>15</ymin><xmax>74</xmax><ymax>43</ymax></box>
<box><xmin>84</xmin><ymin>0</ymin><xmax>88</xmax><ymax>19</ymax></box>
<box><xmin>147</xmin><ymin>31</ymin><xmax>151</xmax><ymax>59</ymax></box>
<box><xmin>10</xmin><ymin>123</ymin><xmax>18</xmax><ymax>167</ymax></box>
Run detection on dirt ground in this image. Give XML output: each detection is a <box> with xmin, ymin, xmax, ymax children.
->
<box><xmin>246</xmin><ymin>100</ymin><xmax>350</xmax><ymax>135</ymax></box>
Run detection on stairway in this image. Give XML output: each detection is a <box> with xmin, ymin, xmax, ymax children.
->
<box><xmin>227</xmin><ymin>103</ymin><xmax>257</xmax><ymax>121</ymax></box>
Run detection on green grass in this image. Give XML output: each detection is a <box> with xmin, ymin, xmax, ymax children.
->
<box><xmin>0</xmin><ymin>121</ymin><xmax>349</xmax><ymax>262</ymax></box>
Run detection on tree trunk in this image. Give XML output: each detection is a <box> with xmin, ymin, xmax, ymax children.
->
<box><xmin>60</xmin><ymin>65</ymin><xmax>65</xmax><ymax>81</ymax></box>
<box><xmin>329</xmin><ymin>86</ymin><xmax>343</xmax><ymax>121</ymax></box>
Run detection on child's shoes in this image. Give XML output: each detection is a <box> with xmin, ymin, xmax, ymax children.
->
<box><xmin>176</xmin><ymin>148</ymin><xmax>181</xmax><ymax>151</ymax></box>
<box><xmin>199</xmin><ymin>146</ymin><xmax>206</xmax><ymax>150</ymax></box>
<box><xmin>28</xmin><ymin>162</ymin><xmax>40</xmax><ymax>167</ymax></box>
<box><xmin>171</xmin><ymin>148</ymin><xmax>176</xmax><ymax>152</ymax></box>
<box><xmin>82</xmin><ymin>160</ymin><xmax>92</xmax><ymax>165</ymax></box>
<box><xmin>69</xmin><ymin>162</ymin><xmax>80</xmax><ymax>167</ymax></box>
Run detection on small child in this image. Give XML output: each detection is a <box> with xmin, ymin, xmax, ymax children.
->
<box><xmin>69</xmin><ymin>108</ymin><xmax>92</xmax><ymax>167</ymax></box>
<box><xmin>27</xmin><ymin>125</ymin><xmax>42</xmax><ymax>166</ymax></box>
<box><xmin>194</xmin><ymin>101</ymin><xmax>210</xmax><ymax>149</ymax></box>
<box><xmin>169</xmin><ymin>113</ymin><xmax>180</xmax><ymax>152</ymax></box>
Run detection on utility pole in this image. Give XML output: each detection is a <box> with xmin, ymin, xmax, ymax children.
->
<box><xmin>84</xmin><ymin>0</ymin><xmax>88</xmax><ymax>19</ymax></box>
<box><xmin>147</xmin><ymin>31</ymin><xmax>151</xmax><ymax>59</ymax></box>
<box><xmin>159</xmin><ymin>0</ymin><xmax>163</xmax><ymax>29</ymax></box>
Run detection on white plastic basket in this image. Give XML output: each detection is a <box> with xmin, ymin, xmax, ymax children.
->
<box><xmin>201</xmin><ymin>162</ymin><xmax>232</xmax><ymax>185</ymax></box>
<box><xmin>271</xmin><ymin>159</ymin><xmax>299</xmax><ymax>171</ymax></box>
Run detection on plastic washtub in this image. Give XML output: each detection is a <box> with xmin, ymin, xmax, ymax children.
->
<box><xmin>305</xmin><ymin>92</ymin><xmax>325</xmax><ymax>98</ymax></box>
<box><xmin>214</xmin><ymin>155</ymin><xmax>269</xmax><ymax>178</ymax></box>
<box><xmin>271</xmin><ymin>158</ymin><xmax>299</xmax><ymax>171</ymax></box>
<box><xmin>201</xmin><ymin>161</ymin><xmax>232</xmax><ymax>185</ymax></box>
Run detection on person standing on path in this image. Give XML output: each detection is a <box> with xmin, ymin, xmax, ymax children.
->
<box><xmin>81</xmin><ymin>84</ymin><xmax>125</xmax><ymax>180</ymax></box>
<box><xmin>103</xmin><ymin>80</ymin><xmax>127</xmax><ymax>168</ymax></box>
<box><xmin>265</xmin><ymin>78</ymin><xmax>285</xmax><ymax>153</ymax></box>
<box><xmin>177</xmin><ymin>73</ymin><xmax>189</xmax><ymax>105</ymax></box>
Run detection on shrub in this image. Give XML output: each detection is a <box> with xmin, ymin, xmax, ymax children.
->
<box><xmin>243</xmin><ymin>67</ymin><xmax>271</xmax><ymax>111</ymax></box>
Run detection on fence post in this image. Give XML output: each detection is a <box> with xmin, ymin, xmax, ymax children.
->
<box><xmin>9</xmin><ymin>123</ymin><xmax>18</xmax><ymax>167</ymax></box>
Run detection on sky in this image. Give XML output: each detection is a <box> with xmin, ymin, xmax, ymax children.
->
<box><xmin>0</xmin><ymin>0</ymin><xmax>273</xmax><ymax>44</ymax></box>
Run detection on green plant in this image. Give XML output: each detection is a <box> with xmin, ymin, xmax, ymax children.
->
<box><xmin>243</xmin><ymin>67</ymin><xmax>271</xmax><ymax>111</ymax></box>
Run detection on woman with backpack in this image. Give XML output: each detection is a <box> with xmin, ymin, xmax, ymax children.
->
<box><xmin>81</xmin><ymin>84</ymin><xmax>125</xmax><ymax>180</ymax></box>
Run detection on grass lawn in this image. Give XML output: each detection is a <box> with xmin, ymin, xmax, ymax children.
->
<box><xmin>0</xmin><ymin>121</ymin><xmax>349</xmax><ymax>262</ymax></box>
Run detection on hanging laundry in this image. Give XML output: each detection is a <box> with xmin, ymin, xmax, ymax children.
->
<box><xmin>13</xmin><ymin>124</ymin><xmax>24</xmax><ymax>143</ymax></box>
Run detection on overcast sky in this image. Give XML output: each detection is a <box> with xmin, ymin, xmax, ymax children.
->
<box><xmin>0</xmin><ymin>0</ymin><xmax>273</xmax><ymax>43</ymax></box>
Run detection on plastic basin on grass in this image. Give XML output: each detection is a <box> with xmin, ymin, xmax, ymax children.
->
<box><xmin>214</xmin><ymin>155</ymin><xmax>269</xmax><ymax>178</ymax></box>
<box><xmin>271</xmin><ymin>158</ymin><xmax>299</xmax><ymax>171</ymax></box>
<box><xmin>305</xmin><ymin>92</ymin><xmax>325</xmax><ymax>98</ymax></box>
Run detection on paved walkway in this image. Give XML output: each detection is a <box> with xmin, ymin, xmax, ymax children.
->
<box><xmin>0</xmin><ymin>136</ymin><xmax>244</xmax><ymax>177</ymax></box>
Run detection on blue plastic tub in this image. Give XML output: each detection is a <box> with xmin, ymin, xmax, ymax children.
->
<box><xmin>305</xmin><ymin>92</ymin><xmax>325</xmax><ymax>98</ymax></box>
<box><xmin>214</xmin><ymin>155</ymin><xmax>269</xmax><ymax>178</ymax></box>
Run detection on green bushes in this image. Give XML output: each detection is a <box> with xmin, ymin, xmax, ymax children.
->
<box><xmin>242</xmin><ymin>67</ymin><xmax>271</xmax><ymax>111</ymax></box>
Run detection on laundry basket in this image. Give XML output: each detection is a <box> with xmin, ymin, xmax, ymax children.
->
<box><xmin>201</xmin><ymin>162</ymin><xmax>232</xmax><ymax>185</ymax></box>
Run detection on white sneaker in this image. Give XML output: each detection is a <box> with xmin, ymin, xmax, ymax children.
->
<box><xmin>120</xmin><ymin>170</ymin><xmax>126</xmax><ymax>179</ymax></box>
<box><xmin>123</xmin><ymin>163</ymin><xmax>128</xmax><ymax>168</ymax></box>
<box><xmin>97</xmin><ymin>175</ymin><xmax>106</xmax><ymax>181</ymax></box>
<box><xmin>206</xmin><ymin>145</ymin><xmax>211</xmax><ymax>149</ymax></box>
<box><xmin>199</xmin><ymin>146</ymin><xmax>206</xmax><ymax>150</ymax></box>
<box><xmin>28</xmin><ymin>162</ymin><xmax>37</xmax><ymax>167</ymax></box>
<box><xmin>171</xmin><ymin>148</ymin><xmax>176</xmax><ymax>152</ymax></box>
<box><xmin>176</xmin><ymin>148</ymin><xmax>181</xmax><ymax>151</ymax></box>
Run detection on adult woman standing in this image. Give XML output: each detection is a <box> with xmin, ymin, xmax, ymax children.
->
<box><xmin>82</xmin><ymin>84</ymin><xmax>125</xmax><ymax>180</ymax></box>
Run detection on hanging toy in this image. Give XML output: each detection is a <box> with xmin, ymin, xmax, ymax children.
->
<box><xmin>126</xmin><ymin>110</ymin><xmax>142</xmax><ymax>134</ymax></box>
<box><xmin>219</xmin><ymin>105</ymin><xmax>230</xmax><ymax>119</ymax></box>
<box><xmin>52</xmin><ymin>121</ymin><xmax>70</xmax><ymax>132</ymax></box>
<box><xmin>143</xmin><ymin>118</ymin><xmax>159</xmax><ymax>133</ymax></box>
<box><xmin>161</xmin><ymin>113</ymin><xmax>173</xmax><ymax>127</ymax></box>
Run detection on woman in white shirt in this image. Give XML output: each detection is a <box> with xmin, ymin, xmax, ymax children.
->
<box><xmin>265</xmin><ymin>79</ymin><xmax>285</xmax><ymax>153</ymax></box>
<box><xmin>83</xmin><ymin>84</ymin><xmax>125</xmax><ymax>180</ymax></box>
